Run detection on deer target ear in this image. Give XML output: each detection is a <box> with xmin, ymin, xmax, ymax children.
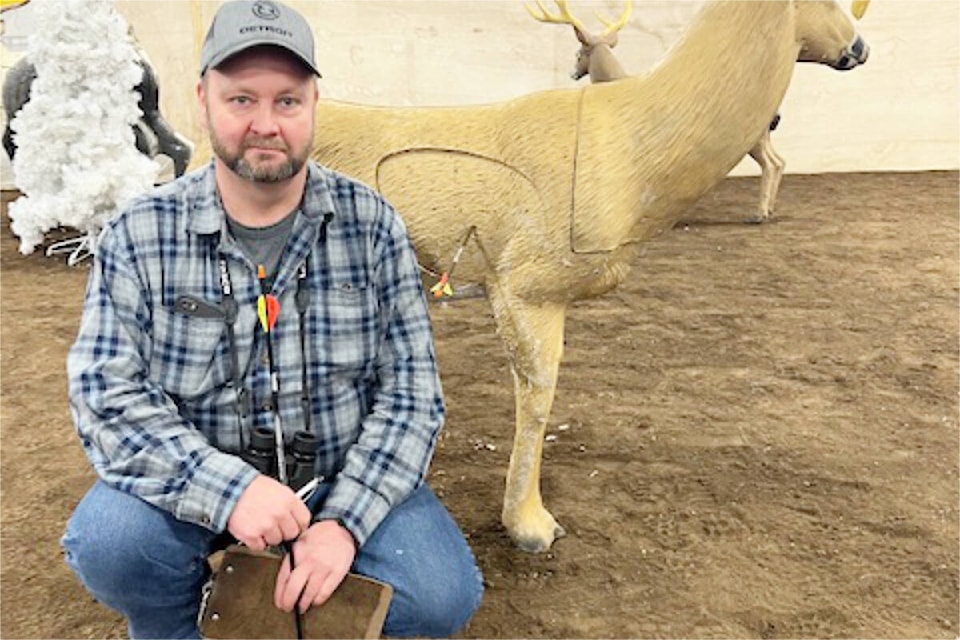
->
<box><xmin>851</xmin><ymin>0</ymin><xmax>870</xmax><ymax>20</ymax></box>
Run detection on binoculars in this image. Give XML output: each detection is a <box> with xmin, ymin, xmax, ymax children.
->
<box><xmin>241</xmin><ymin>427</ymin><xmax>318</xmax><ymax>492</ymax></box>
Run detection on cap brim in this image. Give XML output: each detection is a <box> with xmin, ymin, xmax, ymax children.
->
<box><xmin>203</xmin><ymin>40</ymin><xmax>321</xmax><ymax>77</ymax></box>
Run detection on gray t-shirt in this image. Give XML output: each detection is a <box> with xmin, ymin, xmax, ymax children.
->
<box><xmin>226</xmin><ymin>210</ymin><xmax>298</xmax><ymax>286</ymax></box>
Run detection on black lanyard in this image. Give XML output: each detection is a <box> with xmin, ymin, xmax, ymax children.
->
<box><xmin>217</xmin><ymin>255</ymin><xmax>249</xmax><ymax>450</ymax></box>
<box><xmin>295</xmin><ymin>260</ymin><xmax>313</xmax><ymax>433</ymax></box>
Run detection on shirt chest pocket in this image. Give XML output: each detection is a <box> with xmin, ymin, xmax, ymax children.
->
<box><xmin>149</xmin><ymin>308</ymin><xmax>228</xmax><ymax>400</ymax></box>
<box><xmin>310</xmin><ymin>283</ymin><xmax>378</xmax><ymax>378</ymax></box>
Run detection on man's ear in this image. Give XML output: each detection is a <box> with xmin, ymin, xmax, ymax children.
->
<box><xmin>197</xmin><ymin>79</ymin><xmax>209</xmax><ymax>132</ymax></box>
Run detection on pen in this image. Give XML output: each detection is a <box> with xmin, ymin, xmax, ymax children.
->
<box><xmin>295</xmin><ymin>477</ymin><xmax>322</xmax><ymax>502</ymax></box>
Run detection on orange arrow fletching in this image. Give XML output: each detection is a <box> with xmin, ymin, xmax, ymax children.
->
<box><xmin>266</xmin><ymin>295</ymin><xmax>279</xmax><ymax>330</ymax></box>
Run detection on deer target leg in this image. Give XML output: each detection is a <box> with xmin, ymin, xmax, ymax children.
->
<box><xmin>766</xmin><ymin>141</ymin><xmax>786</xmax><ymax>218</ymax></box>
<box><xmin>747</xmin><ymin>132</ymin><xmax>773</xmax><ymax>224</ymax></box>
<box><xmin>488</xmin><ymin>289</ymin><xmax>567</xmax><ymax>553</ymax></box>
<box><xmin>748</xmin><ymin>130</ymin><xmax>787</xmax><ymax>224</ymax></box>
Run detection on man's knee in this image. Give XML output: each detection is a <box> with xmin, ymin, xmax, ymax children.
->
<box><xmin>359</xmin><ymin>485</ymin><xmax>485</xmax><ymax>636</ymax></box>
<box><xmin>420</xmin><ymin>566</ymin><xmax>484</xmax><ymax>636</ymax></box>
<box><xmin>62</xmin><ymin>482</ymin><xmax>211</xmax><ymax>607</ymax></box>
<box><xmin>386</xmin><ymin>563</ymin><xmax>484</xmax><ymax>637</ymax></box>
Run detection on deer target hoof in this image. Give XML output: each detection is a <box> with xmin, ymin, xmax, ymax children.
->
<box><xmin>744</xmin><ymin>214</ymin><xmax>768</xmax><ymax>225</ymax></box>
<box><xmin>513</xmin><ymin>522</ymin><xmax>567</xmax><ymax>554</ymax></box>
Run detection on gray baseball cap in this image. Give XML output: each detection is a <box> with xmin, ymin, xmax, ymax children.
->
<box><xmin>200</xmin><ymin>0</ymin><xmax>321</xmax><ymax>77</ymax></box>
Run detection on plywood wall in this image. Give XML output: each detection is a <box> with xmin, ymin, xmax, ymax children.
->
<box><xmin>2</xmin><ymin>0</ymin><xmax>958</xmax><ymax>185</ymax></box>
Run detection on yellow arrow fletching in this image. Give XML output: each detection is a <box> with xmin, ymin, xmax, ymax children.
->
<box><xmin>257</xmin><ymin>296</ymin><xmax>269</xmax><ymax>331</ymax></box>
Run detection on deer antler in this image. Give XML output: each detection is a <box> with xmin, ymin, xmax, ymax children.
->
<box><xmin>525</xmin><ymin>0</ymin><xmax>588</xmax><ymax>35</ymax></box>
<box><xmin>851</xmin><ymin>0</ymin><xmax>870</xmax><ymax>20</ymax></box>
<box><xmin>594</xmin><ymin>0</ymin><xmax>633</xmax><ymax>37</ymax></box>
<box><xmin>0</xmin><ymin>0</ymin><xmax>31</xmax><ymax>12</ymax></box>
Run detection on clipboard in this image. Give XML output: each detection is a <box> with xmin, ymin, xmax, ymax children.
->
<box><xmin>199</xmin><ymin>544</ymin><xmax>393</xmax><ymax>639</ymax></box>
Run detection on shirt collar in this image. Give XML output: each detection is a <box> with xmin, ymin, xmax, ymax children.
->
<box><xmin>301</xmin><ymin>162</ymin><xmax>338</xmax><ymax>222</ymax></box>
<box><xmin>186</xmin><ymin>160</ymin><xmax>338</xmax><ymax>236</ymax></box>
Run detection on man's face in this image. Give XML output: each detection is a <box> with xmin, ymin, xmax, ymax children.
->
<box><xmin>199</xmin><ymin>48</ymin><xmax>318</xmax><ymax>183</ymax></box>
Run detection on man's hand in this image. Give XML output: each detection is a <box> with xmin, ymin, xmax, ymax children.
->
<box><xmin>274</xmin><ymin>519</ymin><xmax>357</xmax><ymax>613</ymax></box>
<box><xmin>227</xmin><ymin>475</ymin><xmax>311</xmax><ymax>550</ymax></box>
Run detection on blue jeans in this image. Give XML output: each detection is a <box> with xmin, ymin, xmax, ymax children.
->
<box><xmin>62</xmin><ymin>480</ymin><xmax>483</xmax><ymax>639</ymax></box>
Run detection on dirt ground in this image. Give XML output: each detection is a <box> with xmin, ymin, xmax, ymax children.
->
<box><xmin>1</xmin><ymin>170</ymin><xmax>957</xmax><ymax>639</ymax></box>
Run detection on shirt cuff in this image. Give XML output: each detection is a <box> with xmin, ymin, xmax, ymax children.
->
<box><xmin>176</xmin><ymin>450</ymin><xmax>258</xmax><ymax>532</ymax></box>
<box><xmin>313</xmin><ymin>474</ymin><xmax>391</xmax><ymax>548</ymax></box>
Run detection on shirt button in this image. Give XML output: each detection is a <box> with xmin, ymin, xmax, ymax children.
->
<box><xmin>261</xmin><ymin>351</ymin><xmax>270</xmax><ymax>366</ymax></box>
<box><xmin>262</xmin><ymin>401</ymin><xmax>274</xmax><ymax>411</ymax></box>
<box><xmin>201</xmin><ymin>515</ymin><xmax>211</xmax><ymax>525</ymax></box>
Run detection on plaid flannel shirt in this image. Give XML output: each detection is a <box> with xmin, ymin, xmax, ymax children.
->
<box><xmin>67</xmin><ymin>161</ymin><xmax>444</xmax><ymax>547</ymax></box>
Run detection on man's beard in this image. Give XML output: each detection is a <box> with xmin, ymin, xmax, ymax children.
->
<box><xmin>209</xmin><ymin>128</ymin><xmax>310</xmax><ymax>183</ymax></box>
